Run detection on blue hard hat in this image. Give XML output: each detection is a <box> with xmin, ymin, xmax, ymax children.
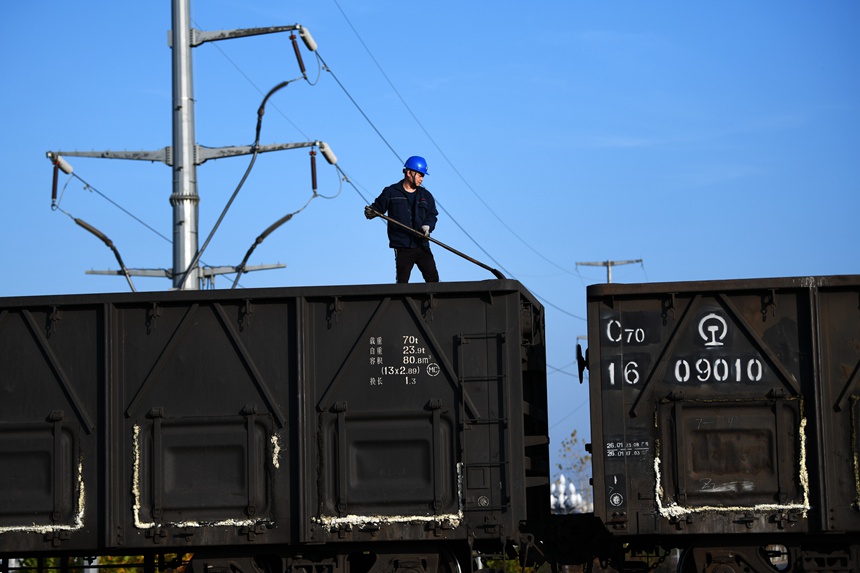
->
<box><xmin>404</xmin><ymin>155</ymin><xmax>429</xmax><ymax>175</ymax></box>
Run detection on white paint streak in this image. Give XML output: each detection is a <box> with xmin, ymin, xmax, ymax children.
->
<box><xmin>131</xmin><ymin>423</ymin><xmax>274</xmax><ymax>530</ymax></box>
<box><xmin>132</xmin><ymin>424</ymin><xmax>145</xmax><ymax>528</ymax></box>
<box><xmin>653</xmin><ymin>413</ymin><xmax>811</xmax><ymax>519</ymax></box>
<box><xmin>0</xmin><ymin>456</ymin><xmax>86</xmax><ymax>534</ymax></box>
<box><xmin>705</xmin><ymin>480</ymin><xmax>755</xmax><ymax>493</ymax></box>
<box><xmin>313</xmin><ymin>463</ymin><xmax>465</xmax><ymax>531</ymax></box>
<box><xmin>798</xmin><ymin>415</ymin><xmax>811</xmax><ymax>515</ymax></box>
<box><xmin>313</xmin><ymin>512</ymin><xmax>463</xmax><ymax>529</ymax></box>
<box><xmin>853</xmin><ymin>397</ymin><xmax>860</xmax><ymax>509</ymax></box>
<box><xmin>271</xmin><ymin>433</ymin><xmax>281</xmax><ymax>469</ymax></box>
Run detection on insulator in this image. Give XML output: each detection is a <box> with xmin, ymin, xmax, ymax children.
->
<box><xmin>52</xmin><ymin>164</ymin><xmax>59</xmax><ymax>206</ymax></box>
<box><xmin>318</xmin><ymin>142</ymin><xmax>337</xmax><ymax>165</ymax></box>
<box><xmin>53</xmin><ymin>155</ymin><xmax>73</xmax><ymax>174</ymax></box>
<box><xmin>74</xmin><ymin>217</ymin><xmax>112</xmax><ymax>246</ymax></box>
<box><xmin>310</xmin><ymin>149</ymin><xmax>318</xmax><ymax>193</ymax></box>
<box><xmin>300</xmin><ymin>27</ymin><xmax>317</xmax><ymax>51</ymax></box>
<box><xmin>290</xmin><ymin>33</ymin><xmax>307</xmax><ymax>76</ymax></box>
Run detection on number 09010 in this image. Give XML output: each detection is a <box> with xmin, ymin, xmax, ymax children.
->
<box><xmin>673</xmin><ymin>358</ymin><xmax>763</xmax><ymax>383</ymax></box>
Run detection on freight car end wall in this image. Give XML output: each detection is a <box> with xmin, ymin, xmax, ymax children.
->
<box><xmin>0</xmin><ymin>280</ymin><xmax>549</xmax><ymax>560</ymax></box>
<box><xmin>586</xmin><ymin>275</ymin><xmax>860</xmax><ymax>567</ymax></box>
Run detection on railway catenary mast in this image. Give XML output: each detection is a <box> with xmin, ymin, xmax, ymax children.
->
<box><xmin>46</xmin><ymin>0</ymin><xmax>328</xmax><ymax>289</ymax></box>
<box><xmin>170</xmin><ymin>0</ymin><xmax>200</xmax><ymax>289</ymax></box>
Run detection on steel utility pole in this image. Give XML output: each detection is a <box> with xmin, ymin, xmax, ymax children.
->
<box><xmin>576</xmin><ymin>259</ymin><xmax>643</xmax><ymax>283</ymax></box>
<box><xmin>171</xmin><ymin>0</ymin><xmax>199</xmax><ymax>289</ymax></box>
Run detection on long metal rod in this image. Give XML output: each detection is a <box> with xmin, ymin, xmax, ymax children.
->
<box><xmin>368</xmin><ymin>210</ymin><xmax>505</xmax><ymax>280</ymax></box>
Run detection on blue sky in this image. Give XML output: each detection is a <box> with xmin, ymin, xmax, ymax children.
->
<box><xmin>2</xmin><ymin>1</ymin><xmax>858</xmax><ymax>477</ymax></box>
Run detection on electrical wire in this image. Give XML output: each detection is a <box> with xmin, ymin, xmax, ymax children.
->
<box><xmin>314</xmin><ymin>164</ymin><xmax>344</xmax><ymax>199</ymax></box>
<box><xmin>330</xmin><ymin>0</ymin><xmax>587</xmax><ymax>279</ymax></box>
<box><xmin>201</xmin><ymin>6</ymin><xmax>593</xmax><ymax>446</ymax></box>
<box><xmin>311</xmin><ymin>50</ymin><xmax>587</xmax><ymax>318</ymax></box>
<box><xmin>172</xmin><ymin>21</ymin><xmax>335</xmax><ymax>289</ymax></box>
<box><xmin>177</xmin><ymin>77</ymin><xmax>304</xmax><ymax>291</ymax></box>
<box><xmin>189</xmin><ymin>9</ymin><xmax>591</xmax><ymax>318</ymax></box>
<box><xmin>313</xmin><ymin>37</ymin><xmax>586</xmax><ymax>319</ymax></box>
<box><xmin>550</xmin><ymin>398</ymin><xmax>590</xmax><ymax>430</ymax></box>
<box><xmin>231</xmin><ymin>192</ymin><xmax>317</xmax><ymax>289</ymax></box>
<box><xmin>316</xmin><ymin>49</ymin><xmax>517</xmax><ymax>275</ymax></box>
<box><xmin>51</xmin><ymin>168</ymin><xmax>246</xmax><ymax>287</ymax></box>
<box><xmin>321</xmin><ymin>108</ymin><xmax>586</xmax><ymax>318</ymax></box>
<box><xmin>549</xmin><ymin>364</ymin><xmax>581</xmax><ymax>378</ymax></box>
<box><xmin>57</xmin><ymin>172</ymin><xmax>171</xmax><ymax>244</ymax></box>
<box><xmin>189</xmin><ymin>10</ymin><xmax>583</xmax><ymax>306</ymax></box>
<box><xmin>50</xmin><ymin>29</ymin><xmax>332</xmax><ymax>291</ymax></box>
<box><xmin>52</xmin><ymin>176</ymin><xmax>137</xmax><ymax>291</ymax></box>
<box><xmin>193</xmin><ymin>17</ymin><xmax>319</xmax><ymax>139</ymax></box>
<box><xmin>315</xmin><ymin>52</ymin><xmax>402</xmax><ymax>163</ymax></box>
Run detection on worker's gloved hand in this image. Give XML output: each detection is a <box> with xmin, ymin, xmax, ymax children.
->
<box><xmin>421</xmin><ymin>225</ymin><xmax>430</xmax><ymax>237</ymax></box>
<box><xmin>364</xmin><ymin>206</ymin><xmax>377</xmax><ymax>220</ymax></box>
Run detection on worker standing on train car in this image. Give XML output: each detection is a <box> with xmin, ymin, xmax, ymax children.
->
<box><xmin>364</xmin><ymin>155</ymin><xmax>440</xmax><ymax>283</ymax></box>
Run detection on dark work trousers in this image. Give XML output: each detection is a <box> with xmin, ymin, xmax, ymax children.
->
<box><xmin>394</xmin><ymin>246</ymin><xmax>439</xmax><ymax>283</ymax></box>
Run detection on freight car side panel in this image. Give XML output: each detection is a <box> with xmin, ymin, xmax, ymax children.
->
<box><xmin>0</xmin><ymin>305</ymin><xmax>101</xmax><ymax>552</ymax></box>
<box><xmin>110</xmin><ymin>298</ymin><xmax>295</xmax><ymax>549</ymax></box>
<box><xmin>816</xmin><ymin>284</ymin><xmax>860</xmax><ymax>532</ymax></box>
<box><xmin>300</xmin><ymin>288</ymin><xmax>544</xmax><ymax>543</ymax></box>
<box><xmin>589</xmin><ymin>279</ymin><xmax>816</xmax><ymax>536</ymax></box>
<box><xmin>0</xmin><ymin>280</ymin><xmax>547</xmax><ymax>557</ymax></box>
<box><xmin>303</xmin><ymin>293</ymin><xmax>462</xmax><ymax>538</ymax></box>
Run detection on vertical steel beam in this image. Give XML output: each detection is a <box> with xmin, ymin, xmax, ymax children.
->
<box><xmin>170</xmin><ymin>0</ymin><xmax>200</xmax><ymax>289</ymax></box>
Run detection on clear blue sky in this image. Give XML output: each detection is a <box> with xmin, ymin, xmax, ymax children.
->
<box><xmin>2</xmin><ymin>1</ymin><xmax>858</xmax><ymax>477</ymax></box>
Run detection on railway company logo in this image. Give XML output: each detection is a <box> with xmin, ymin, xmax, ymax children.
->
<box><xmin>698</xmin><ymin>313</ymin><xmax>728</xmax><ymax>347</ymax></box>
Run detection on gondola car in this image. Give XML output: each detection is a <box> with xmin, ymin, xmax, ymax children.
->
<box><xmin>0</xmin><ymin>280</ymin><xmax>549</xmax><ymax>573</ymax></box>
<box><xmin>584</xmin><ymin>275</ymin><xmax>860</xmax><ymax>573</ymax></box>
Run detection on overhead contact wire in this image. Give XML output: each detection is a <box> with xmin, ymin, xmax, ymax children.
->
<box><xmin>316</xmin><ymin>52</ymin><xmax>402</xmax><ymax>163</ymax></box>
<box><xmin>326</xmin><ymin>2</ymin><xmax>588</xmax><ymax>321</ymax></box>
<box><xmin>331</xmin><ymin>0</ymin><xmax>581</xmax><ymax>278</ymax></box>
<box><xmin>61</xmin><ymin>172</ymin><xmax>171</xmax><ymax>244</ymax></box>
<box><xmin>193</xmin><ymin>17</ymin><xmax>314</xmax><ymax>139</ymax></box>
<box><xmin>178</xmin><ymin>78</ymin><xmax>302</xmax><ymax>290</ymax></box>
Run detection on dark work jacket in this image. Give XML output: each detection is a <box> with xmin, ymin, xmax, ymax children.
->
<box><xmin>370</xmin><ymin>182</ymin><xmax>438</xmax><ymax>249</ymax></box>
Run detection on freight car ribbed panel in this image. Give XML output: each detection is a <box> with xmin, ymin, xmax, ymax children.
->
<box><xmin>0</xmin><ymin>423</ymin><xmax>79</xmax><ymax>523</ymax></box>
<box><xmin>0</xmin><ymin>305</ymin><xmax>100</xmax><ymax>552</ymax></box>
<box><xmin>112</xmin><ymin>297</ymin><xmax>294</xmax><ymax>549</ymax></box>
<box><xmin>300</xmin><ymin>287</ymin><xmax>545</xmax><ymax>543</ymax></box>
<box><xmin>303</xmin><ymin>294</ymin><xmax>463</xmax><ymax>533</ymax></box>
<box><xmin>587</xmin><ymin>276</ymin><xmax>860</xmax><ymax>538</ymax></box>
<box><xmin>0</xmin><ymin>280</ymin><xmax>548</xmax><ymax>556</ymax></box>
<box><xmin>816</xmin><ymin>282</ymin><xmax>860</xmax><ymax>533</ymax></box>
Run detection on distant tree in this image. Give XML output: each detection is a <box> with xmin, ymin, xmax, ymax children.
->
<box><xmin>19</xmin><ymin>557</ymin><xmax>86</xmax><ymax>573</ymax></box>
<box><xmin>98</xmin><ymin>554</ymin><xmax>191</xmax><ymax>573</ymax></box>
<box><xmin>97</xmin><ymin>555</ymin><xmax>145</xmax><ymax>573</ymax></box>
<box><xmin>552</xmin><ymin>429</ymin><xmax>592</xmax><ymax>514</ymax></box>
<box><xmin>18</xmin><ymin>554</ymin><xmax>191</xmax><ymax>573</ymax></box>
<box><xmin>483</xmin><ymin>556</ymin><xmax>554</xmax><ymax>573</ymax></box>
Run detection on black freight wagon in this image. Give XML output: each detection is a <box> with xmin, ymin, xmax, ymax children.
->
<box><xmin>585</xmin><ymin>275</ymin><xmax>860</xmax><ymax>572</ymax></box>
<box><xmin>0</xmin><ymin>280</ymin><xmax>550</xmax><ymax>572</ymax></box>
<box><xmin>7</xmin><ymin>273</ymin><xmax>860</xmax><ymax>573</ymax></box>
